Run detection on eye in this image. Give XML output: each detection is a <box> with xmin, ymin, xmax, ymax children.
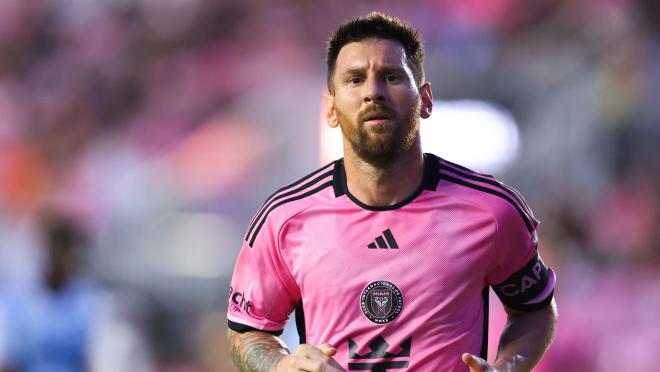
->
<box><xmin>348</xmin><ymin>76</ymin><xmax>363</xmax><ymax>84</ymax></box>
<box><xmin>386</xmin><ymin>74</ymin><xmax>400</xmax><ymax>82</ymax></box>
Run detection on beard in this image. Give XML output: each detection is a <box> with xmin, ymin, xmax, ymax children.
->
<box><xmin>336</xmin><ymin>100</ymin><xmax>421</xmax><ymax>168</ymax></box>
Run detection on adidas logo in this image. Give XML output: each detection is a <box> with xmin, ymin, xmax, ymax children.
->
<box><xmin>367</xmin><ymin>229</ymin><xmax>399</xmax><ymax>249</ymax></box>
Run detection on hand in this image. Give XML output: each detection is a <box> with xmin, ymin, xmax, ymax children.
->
<box><xmin>461</xmin><ymin>353</ymin><xmax>497</xmax><ymax>372</ymax></box>
<box><xmin>276</xmin><ymin>343</ymin><xmax>345</xmax><ymax>371</ymax></box>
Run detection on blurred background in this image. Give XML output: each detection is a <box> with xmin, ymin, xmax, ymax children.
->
<box><xmin>0</xmin><ymin>0</ymin><xmax>658</xmax><ymax>371</ymax></box>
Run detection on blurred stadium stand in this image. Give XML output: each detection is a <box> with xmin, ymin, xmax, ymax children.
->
<box><xmin>0</xmin><ymin>0</ymin><xmax>658</xmax><ymax>371</ymax></box>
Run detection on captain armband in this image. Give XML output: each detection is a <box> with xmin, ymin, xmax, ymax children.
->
<box><xmin>492</xmin><ymin>252</ymin><xmax>556</xmax><ymax>312</ymax></box>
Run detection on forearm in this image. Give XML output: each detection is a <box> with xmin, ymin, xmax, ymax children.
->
<box><xmin>493</xmin><ymin>299</ymin><xmax>558</xmax><ymax>372</ymax></box>
<box><xmin>228</xmin><ymin>329</ymin><xmax>290</xmax><ymax>372</ymax></box>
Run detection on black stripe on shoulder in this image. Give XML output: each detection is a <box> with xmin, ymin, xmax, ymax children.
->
<box><xmin>439</xmin><ymin>157</ymin><xmax>493</xmax><ymax>178</ymax></box>
<box><xmin>228</xmin><ymin>320</ymin><xmax>283</xmax><ymax>336</ymax></box>
<box><xmin>500</xmin><ymin>183</ymin><xmax>535</xmax><ymax>219</ymax></box>
<box><xmin>245</xmin><ymin>162</ymin><xmax>335</xmax><ymax>242</ymax></box>
<box><xmin>438</xmin><ymin>173</ymin><xmax>534</xmax><ymax>233</ymax></box>
<box><xmin>248</xmin><ymin>180</ymin><xmax>333</xmax><ymax>247</ymax></box>
<box><xmin>437</xmin><ymin>163</ymin><xmax>535</xmax><ymax>225</ymax></box>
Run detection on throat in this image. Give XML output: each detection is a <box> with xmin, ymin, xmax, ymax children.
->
<box><xmin>344</xmin><ymin>151</ymin><xmax>424</xmax><ymax>207</ymax></box>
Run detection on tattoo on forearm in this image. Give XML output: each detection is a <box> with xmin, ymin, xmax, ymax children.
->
<box><xmin>229</xmin><ymin>331</ymin><xmax>287</xmax><ymax>372</ymax></box>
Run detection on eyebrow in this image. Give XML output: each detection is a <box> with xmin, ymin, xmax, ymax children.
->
<box><xmin>340</xmin><ymin>64</ymin><xmax>408</xmax><ymax>77</ymax></box>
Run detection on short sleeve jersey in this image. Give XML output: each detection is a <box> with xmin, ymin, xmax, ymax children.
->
<box><xmin>227</xmin><ymin>153</ymin><xmax>555</xmax><ymax>371</ymax></box>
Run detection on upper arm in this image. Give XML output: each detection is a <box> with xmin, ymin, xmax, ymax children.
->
<box><xmin>503</xmin><ymin>297</ymin><xmax>558</xmax><ymax>320</ymax></box>
<box><xmin>228</xmin><ymin>328</ymin><xmax>288</xmax><ymax>348</ymax></box>
<box><xmin>227</xmin><ymin>327</ymin><xmax>290</xmax><ymax>372</ymax></box>
<box><xmin>227</xmin><ymin>214</ymin><xmax>300</xmax><ymax>335</ymax></box>
<box><xmin>487</xmin><ymin>195</ymin><xmax>556</xmax><ymax>312</ymax></box>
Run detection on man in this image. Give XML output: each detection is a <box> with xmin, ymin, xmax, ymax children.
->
<box><xmin>227</xmin><ymin>12</ymin><xmax>557</xmax><ymax>372</ymax></box>
<box><xmin>0</xmin><ymin>213</ymin><xmax>102</xmax><ymax>372</ymax></box>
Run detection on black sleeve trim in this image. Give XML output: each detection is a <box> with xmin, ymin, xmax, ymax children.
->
<box><xmin>227</xmin><ymin>320</ymin><xmax>284</xmax><ymax>336</ymax></box>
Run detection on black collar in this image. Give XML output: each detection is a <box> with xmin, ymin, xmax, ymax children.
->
<box><xmin>332</xmin><ymin>153</ymin><xmax>440</xmax><ymax>211</ymax></box>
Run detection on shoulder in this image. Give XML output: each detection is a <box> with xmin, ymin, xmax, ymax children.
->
<box><xmin>243</xmin><ymin>160</ymin><xmax>338</xmax><ymax>247</ymax></box>
<box><xmin>429</xmin><ymin>154</ymin><xmax>537</xmax><ymax>233</ymax></box>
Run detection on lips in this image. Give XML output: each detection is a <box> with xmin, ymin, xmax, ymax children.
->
<box><xmin>364</xmin><ymin>113</ymin><xmax>391</xmax><ymax>121</ymax></box>
<box><xmin>361</xmin><ymin>110</ymin><xmax>393</xmax><ymax>123</ymax></box>
<box><xmin>359</xmin><ymin>104</ymin><xmax>395</xmax><ymax>126</ymax></box>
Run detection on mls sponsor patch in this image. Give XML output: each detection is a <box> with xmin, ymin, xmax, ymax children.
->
<box><xmin>360</xmin><ymin>280</ymin><xmax>403</xmax><ymax>324</ymax></box>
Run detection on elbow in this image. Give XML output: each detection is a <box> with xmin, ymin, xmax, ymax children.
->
<box><xmin>546</xmin><ymin>297</ymin><xmax>559</xmax><ymax>337</ymax></box>
<box><xmin>228</xmin><ymin>328</ymin><xmax>240</xmax><ymax>352</ymax></box>
<box><xmin>549</xmin><ymin>297</ymin><xmax>558</xmax><ymax>322</ymax></box>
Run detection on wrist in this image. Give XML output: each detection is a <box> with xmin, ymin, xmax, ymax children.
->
<box><xmin>272</xmin><ymin>353</ymin><xmax>290</xmax><ymax>372</ymax></box>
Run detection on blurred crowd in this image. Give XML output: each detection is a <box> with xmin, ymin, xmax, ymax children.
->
<box><xmin>0</xmin><ymin>0</ymin><xmax>658</xmax><ymax>371</ymax></box>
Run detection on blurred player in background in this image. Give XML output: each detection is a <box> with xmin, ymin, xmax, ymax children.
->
<box><xmin>227</xmin><ymin>12</ymin><xmax>557</xmax><ymax>372</ymax></box>
<box><xmin>0</xmin><ymin>212</ymin><xmax>99</xmax><ymax>372</ymax></box>
<box><xmin>0</xmin><ymin>211</ymin><xmax>155</xmax><ymax>372</ymax></box>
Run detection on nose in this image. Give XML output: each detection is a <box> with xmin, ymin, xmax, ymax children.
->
<box><xmin>362</xmin><ymin>76</ymin><xmax>386</xmax><ymax>104</ymax></box>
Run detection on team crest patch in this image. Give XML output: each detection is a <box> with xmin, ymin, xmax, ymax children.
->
<box><xmin>360</xmin><ymin>280</ymin><xmax>403</xmax><ymax>324</ymax></box>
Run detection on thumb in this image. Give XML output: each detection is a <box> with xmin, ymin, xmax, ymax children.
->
<box><xmin>317</xmin><ymin>343</ymin><xmax>337</xmax><ymax>357</ymax></box>
<box><xmin>461</xmin><ymin>353</ymin><xmax>489</xmax><ymax>371</ymax></box>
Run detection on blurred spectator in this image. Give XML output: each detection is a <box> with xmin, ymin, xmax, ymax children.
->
<box><xmin>0</xmin><ymin>212</ymin><xmax>96</xmax><ymax>371</ymax></box>
<box><xmin>0</xmin><ymin>212</ymin><xmax>151</xmax><ymax>372</ymax></box>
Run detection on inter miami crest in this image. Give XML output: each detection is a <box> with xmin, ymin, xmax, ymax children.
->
<box><xmin>360</xmin><ymin>280</ymin><xmax>403</xmax><ymax>324</ymax></box>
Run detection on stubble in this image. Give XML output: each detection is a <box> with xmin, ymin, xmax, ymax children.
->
<box><xmin>336</xmin><ymin>100</ymin><xmax>421</xmax><ymax>168</ymax></box>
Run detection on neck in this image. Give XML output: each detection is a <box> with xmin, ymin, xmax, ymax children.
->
<box><xmin>343</xmin><ymin>142</ymin><xmax>424</xmax><ymax>207</ymax></box>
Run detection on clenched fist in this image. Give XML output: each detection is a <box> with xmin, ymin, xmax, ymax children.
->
<box><xmin>276</xmin><ymin>343</ymin><xmax>345</xmax><ymax>372</ymax></box>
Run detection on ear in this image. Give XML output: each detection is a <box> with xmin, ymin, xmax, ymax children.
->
<box><xmin>325</xmin><ymin>93</ymin><xmax>339</xmax><ymax>128</ymax></box>
<box><xmin>419</xmin><ymin>82</ymin><xmax>433</xmax><ymax>119</ymax></box>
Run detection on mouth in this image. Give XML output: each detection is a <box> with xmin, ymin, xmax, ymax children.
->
<box><xmin>362</xmin><ymin>112</ymin><xmax>393</xmax><ymax>124</ymax></box>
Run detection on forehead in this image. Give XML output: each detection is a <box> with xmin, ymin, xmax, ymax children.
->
<box><xmin>334</xmin><ymin>38</ymin><xmax>409</xmax><ymax>71</ymax></box>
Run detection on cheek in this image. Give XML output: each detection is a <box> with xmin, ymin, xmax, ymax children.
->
<box><xmin>335</xmin><ymin>91</ymin><xmax>359</xmax><ymax>107</ymax></box>
<box><xmin>335</xmin><ymin>107</ymin><xmax>356</xmax><ymax>129</ymax></box>
<box><xmin>334</xmin><ymin>98</ymin><xmax>359</xmax><ymax>120</ymax></box>
<box><xmin>392</xmin><ymin>93</ymin><xmax>418</xmax><ymax>114</ymax></box>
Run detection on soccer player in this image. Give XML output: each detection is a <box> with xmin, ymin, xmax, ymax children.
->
<box><xmin>227</xmin><ymin>12</ymin><xmax>557</xmax><ymax>372</ymax></box>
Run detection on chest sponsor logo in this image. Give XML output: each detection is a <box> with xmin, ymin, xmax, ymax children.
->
<box><xmin>360</xmin><ymin>280</ymin><xmax>403</xmax><ymax>324</ymax></box>
<box><xmin>347</xmin><ymin>336</ymin><xmax>412</xmax><ymax>371</ymax></box>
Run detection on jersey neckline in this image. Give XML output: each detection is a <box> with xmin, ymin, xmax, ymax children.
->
<box><xmin>332</xmin><ymin>153</ymin><xmax>441</xmax><ymax>211</ymax></box>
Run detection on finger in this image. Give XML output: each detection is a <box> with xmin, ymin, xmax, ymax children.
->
<box><xmin>317</xmin><ymin>343</ymin><xmax>337</xmax><ymax>357</ymax></box>
<box><xmin>296</xmin><ymin>344</ymin><xmax>332</xmax><ymax>362</ymax></box>
<box><xmin>298</xmin><ymin>353</ymin><xmax>335</xmax><ymax>372</ymax></box>
<box><xmin>461</xmin><ymin>353</ymin><xmax>489</xmax><ymax>371</ymax></box>
<box><xmin>296</xmin><ymin>356</ymin><xmax>324</xmax><ymax>371</ymax></box>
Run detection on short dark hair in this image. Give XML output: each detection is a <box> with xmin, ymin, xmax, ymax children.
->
<box><xmin>326</xmin><ymin>12</ymin><xmax>425</xmax><ymax>93</ymax></box>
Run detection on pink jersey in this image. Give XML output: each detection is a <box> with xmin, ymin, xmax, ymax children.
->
<box><xmin>228</xmin><ymin>153</ymin><xmax>555</xmax><ymax>371</ymax></box>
